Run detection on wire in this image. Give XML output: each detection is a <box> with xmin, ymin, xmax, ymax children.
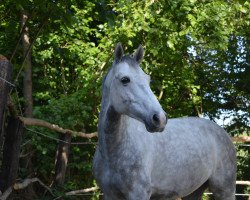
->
<box><xmin>0</xmin><ymin>76</ymin><xmax>15</xmax><ymax>87</ymax></box>
<box><xmin>25</xmin><ymin>128</ymin><xmax>97</xmax><ymax>145</ymax></box>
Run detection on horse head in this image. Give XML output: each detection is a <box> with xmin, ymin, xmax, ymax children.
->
<box><xmin>104</xmin><ymin>43</ymin><xmax>167</xmax><ymax>132</ymax></box>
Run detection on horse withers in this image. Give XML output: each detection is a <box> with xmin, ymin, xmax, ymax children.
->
<box><xmin>93</xmin><ymin>43</ymin><xmax>236</xmax><ymax>200</ymax></box>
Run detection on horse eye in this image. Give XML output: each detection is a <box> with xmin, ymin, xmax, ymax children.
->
<box><xmin>121</xmin><ymin>76</ymin><xmax>130</xmax><ymax>85</ymax></box>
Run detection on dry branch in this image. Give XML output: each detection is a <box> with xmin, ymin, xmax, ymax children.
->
<box><xmin>19</xmin><ymin>117</ymin><xmax>98</xmax><ymax>138</ymax></box>
<box><xmin>0</xmin><ymin>187</ymin><xmax>12</xmax><ymax>200</ymax></box>
<box><xmin>232</xmin><ymin>136</ymin><xmax>250</xmax><ymax>143</ymax></box>
<box><xmin>65</xmin><ymin>186</ymin><xmax>99</xmax><ymax>196</ymax></box>
<box><xmin>236</xmin><ymin>181</ymin><xmax>250</xmax><ymax>186</ymax></box>
<box><xmin>17</xmin><ymin>116</ymin><xmax>250</xmax><ymax>142</ymax></box>
<box><xmin>0</xmin><ymin>178</ymin><xmax>53</xmax><ymax>200</ymax></box>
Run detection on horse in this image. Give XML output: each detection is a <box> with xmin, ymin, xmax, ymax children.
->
<box><xmin>93</xmin><ymin>43</ymin><xmax>236</xmax><ymax>200</ymax></box>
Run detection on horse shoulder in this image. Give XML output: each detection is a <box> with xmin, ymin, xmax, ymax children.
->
<box><xmin>93</xmin><ymin>147</ymin><xmax>110</xmax><ymax>189</ymax></box>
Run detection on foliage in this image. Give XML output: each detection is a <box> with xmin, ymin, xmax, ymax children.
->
<box><xmin>0</xmin><ymin>0</ymin><xmax>249</xmax><ymax>199</ymax></box>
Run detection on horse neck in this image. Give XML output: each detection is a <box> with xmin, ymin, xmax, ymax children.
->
<box><xmin>98</xmin><ymin>92</ymin><xmax>128</xmax><ymax>155</ymax></box>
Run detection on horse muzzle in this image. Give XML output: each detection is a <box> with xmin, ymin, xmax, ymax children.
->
<box><xmin>145</xmin><ymin>111</ymin><xmax>167</xmax><ymax>133</ymax></box>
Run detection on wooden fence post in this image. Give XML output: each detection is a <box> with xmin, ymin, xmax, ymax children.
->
<box><xmin>0</xmin><ymin>56</ymin><xmax>12</xmax><ymax>147</ymax></box>
<box><xmin>54</xmin><ymin>133</ymin><xmax>71</xmax><ymax>185</ymax></box>
<box><xmin>0</xmin><ymin>56</ymin><xmax>24</xmax><ymax>194</ymax></box>
<box><xmin>0</xmin><ymin>117</ymin><xmax>24</xmax><ymax>192</ymax></box>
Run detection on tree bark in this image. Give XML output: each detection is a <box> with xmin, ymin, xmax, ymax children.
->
<box><xmin>0</xmin><ymin>117</ymin><xmax>23</xmax><ymax>193</ymax></box>
<box><xmin>20</xmin><ymin>10</ymin><xmax>37</xmax><ymax>199</ymax></box>
<box><xmin>21</xmin><ymin>10</ymin><xmax>33</xmax><ymax>117</ymax></box>
<box><xmin>0</xmin><ymin>56</ymin><xmax>12</xmax><ymax>148</ymax></box>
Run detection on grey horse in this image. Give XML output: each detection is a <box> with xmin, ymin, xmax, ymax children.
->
<box><xmin>93</xmin><ymin>43</ymin><xmax>236</xmax><ymax>200</ymax></box>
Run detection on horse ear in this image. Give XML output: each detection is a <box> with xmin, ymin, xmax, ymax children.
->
<box><xmin>114</xmin><ymin>43</ymin><xmax>124</xmax><ymax>62</ymax></box>
<box><xmin>133</xmin><ymin>45</ymin><xmax>144</xmax><ymax>63</ymax></box>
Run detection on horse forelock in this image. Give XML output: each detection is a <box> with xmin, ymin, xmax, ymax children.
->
<box><xmin>113</xmin><ymin>55</ymin><xmax>138</xmax><ymax>67</ymax></box>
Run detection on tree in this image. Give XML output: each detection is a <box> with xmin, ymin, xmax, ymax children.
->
<box><xmin>0</xmin><ymin>0</ymin><xmax>249</xmax><ymax>198</ymax></box>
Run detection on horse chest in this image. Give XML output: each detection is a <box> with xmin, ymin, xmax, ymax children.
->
<box><xmin>105</xmin><ymin>151</ymin><xmax>144</xmax><ymax>182</ymax></box>
<box><xmin>94</xmin><ymin>146</ymin><xmax>150</xmax><ymax>198</ymax></box>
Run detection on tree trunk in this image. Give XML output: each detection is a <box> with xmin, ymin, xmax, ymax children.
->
<box><xmin>0</xmin><ymin>117</ymin><xmax>23</xmax><ymax>193</ymax></box>
<box><xmin>0</xmin><ymin>56</ymin><xmax>12</xmax><ymax>148</ymax></box>
<box><xmin>20</xmin><ymin>10</ymin><xmax>38</xmax><ymax>199</ymax></box>
<box><xmin>21</xmin><ymin>10</ymin><xmax>33</xmax><ymax>117</ymax></box>
<box><xmin>54</xmin><ymin>133</ymin><xmax>71</xmax><ymax>185</ymax></box>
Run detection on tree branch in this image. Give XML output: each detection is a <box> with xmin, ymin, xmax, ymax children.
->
<box><xmin>18</xmin><ymin>116</ymin><xmax>250</xmax><ymax>141</ymax></box>
<box><xmin>65</xmin><ymin>186</ymin><xmax>99</xmax><ymax>196</ymax></box>
<box><xmin>12</xmin><ymin>114</ymin><xmax>250</xmax><ymax>142</ymax></box>
<box><xmin>0</xmin><ymin>178</ymin><xmax>53</xmax><ymax>200</ymax></box>
<box><xmin>18</xmin><ymin>117</ymin><xmax>98</xmax><ymax>139</ymax></box>
<box><xmin>232</xmin><ymin>136</ymin><xmax>250</xmax><ymax>142</ymax></box>
<box><xmin>236</xmin><ymin>181</ymin><xmax>250</xmax><ymax>186</ymax></box>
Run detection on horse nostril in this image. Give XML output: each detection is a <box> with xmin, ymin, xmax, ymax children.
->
<box><xmin>152</xmin><ymin>114</ymin><xmax>160</xmax><ymax>123</ymax></box>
